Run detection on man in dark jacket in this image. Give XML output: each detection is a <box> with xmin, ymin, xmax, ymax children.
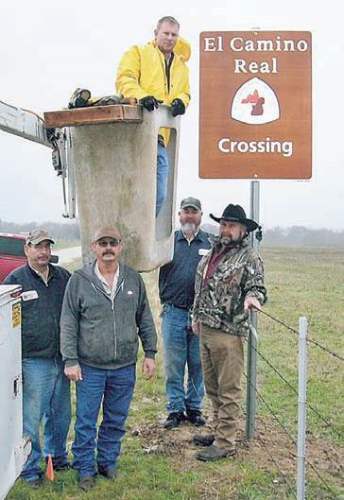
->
<box><xmin>60</xmin><ymin>226</ymin><xmax>157</xmax><ymax>491</ymax></box>
<box><xmin>159</xmin><ymin>197</ymin><xmax>212</xmax><ymax>429</ymax></box>
<box><xmin>4</xmin><ymin>229</ymin><xmax>71</xmax><ymax>486</ymax></box>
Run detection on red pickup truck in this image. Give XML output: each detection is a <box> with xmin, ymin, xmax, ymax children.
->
<box><xmin>0</xmin><ymin>233</ymin><xmax>27</xmax><ymax>283</ymax></box>
<box><xmin>0</xmin><ymin>232</ymin><xmax>59</xmax><ymax>283</ymax></box>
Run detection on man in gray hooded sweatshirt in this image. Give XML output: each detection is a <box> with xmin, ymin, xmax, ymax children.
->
<box><xmin>60</xmin><ymin>226</ymin><xmax>157</xmax><ymax>491</ymax></box>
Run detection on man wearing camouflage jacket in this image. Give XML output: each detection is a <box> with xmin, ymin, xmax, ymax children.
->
<box><xmin>192</xmin><ymin>204</ymin><xmax>267</xmax><ymax>461</ymax></box>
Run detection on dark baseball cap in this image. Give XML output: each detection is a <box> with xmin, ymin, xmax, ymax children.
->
<box><xmin>26</xmin><ymin>229</ymin><xmax>55</xmax><ymax>245</ymax></box>
<box><xmin>180</xmin><ymin>197</ymin><xmax>202</xmax><ymax>211</ymax></box>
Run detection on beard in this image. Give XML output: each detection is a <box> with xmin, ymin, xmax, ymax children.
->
<box><xmin>181</xmin><ymin>222</ymin><xmax>197</xmax><ymax>236</ymax></box>
<box><xmin>218</xmin><ymin>234</ymin><xmax>244</xmax><ymax>248</ymax></box>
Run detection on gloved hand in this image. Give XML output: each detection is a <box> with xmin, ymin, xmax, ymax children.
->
<box><xmin>68</xmin><ymin>88</ymin><xmax>91</xmax><ymax>109</ymax></box>
<box><xmin>92</xmin><ymin>95</ymin><xmax>121</xmax><ymax>106</ymax></box>
<box><xmin>139</xmin><ymin>96</ymin><xmax>162</xmax><ymax>111</ymax></box>
<box><xmin>170</xmin><ymin>98</ymin><xmax>185</xmax><ymax>117</ymax></box>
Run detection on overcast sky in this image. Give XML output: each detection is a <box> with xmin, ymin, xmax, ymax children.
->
<box><xmin>1</xmin><ymin>1</ymin><xmax>343</xmax><ymax>229</ymax></box>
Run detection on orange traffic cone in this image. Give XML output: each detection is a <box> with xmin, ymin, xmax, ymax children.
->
<box><xmin>46</xmin><ymin>454</ymin><xmax>55</xmax><ymax>481</ymax></box>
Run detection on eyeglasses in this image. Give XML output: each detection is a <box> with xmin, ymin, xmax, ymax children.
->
<box><xmin>97</xmin><ymin>239</ymin><xmax>121</xmax><ymax>247</ymax></box>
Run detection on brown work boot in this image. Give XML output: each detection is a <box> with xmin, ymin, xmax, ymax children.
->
<box><xmin>195</xmin><ymin>444</ymin><xmax>236</xmax><ymax>461</ymax></box>
<box><xmin>192</xmin><ymin>433</ymin><xmax>215</xmax><ymax>447</ymax></box>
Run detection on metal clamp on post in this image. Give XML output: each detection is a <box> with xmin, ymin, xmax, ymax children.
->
<box><xmin>46</xmin><ymin>127</ymin><xmax>76</xmax><ymax>219</ymax></box>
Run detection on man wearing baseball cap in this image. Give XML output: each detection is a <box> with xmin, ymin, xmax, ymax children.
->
<box><xmin>60</xmin><ymin>226</ymin><xmax>157</xmax><ymax>491</ymax></box>
<box><xmin>159</xmin><ymin>197</ymin><xmax>212</xmax><ymax>429</ymax></box>
<box><xmin>191</xmin><ymin>204</ymin><xmax>267</xmax><ymax>461</ymax></box>
<box><xmin>4</xmin><ymin>228</ymin><xmax>71</xmax><ymax>486</ymax></box>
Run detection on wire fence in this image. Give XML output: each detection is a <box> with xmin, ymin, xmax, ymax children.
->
<box><xmin>247</xmin><ymin>308</ymin><xmax>343</xmax><ymax>498</ymax></box>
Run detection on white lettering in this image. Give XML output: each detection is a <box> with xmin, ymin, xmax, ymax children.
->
<box><xmin>237</xmin><ymin>142</ymin><xmax>249</xmax><ymax>153</ymax></box>
<box><xmin>229</xmin><ymin>35</ymin><xmax>308</xmax><ymax>53</ymax></box>
<box><xmin>204</xmin><ymin>36</ymin><xmax>223</xmax><ymax>52</ymax></box>
<box><xmin>256</xmin><ymin>40</ymin><xmax>274</xmax><ymax>51</ymax></box>
<box><xmin>218</xmin><ymin>138</ymin><xmax>293</xmax><ymax>157</ymax></box>
<box><xmin>234</xmin><ymin>57</ymin><xmax>278</xmax><ymax>74</ymax></box>
<box><xmin>230</xmin><ymin>37</ymin><xmax>243</xmax><ymax>51</ymax></box>
<box><xmin>283</xmin><ymin>40</ymin><xmax>296</xmax><ymax>51</ymax></box>
<box><xmin>297</xmin><ymin>40</ymin><xmax>308</xmax><ymax>51</ymax></box>
<box><xmin>234</xmin><ymin>59</ymin><xmax>247</xmax><ymax>72</ymax></box>
<box><xmin>249</xmin><ymin>61</ymin><xmax>259</xmax><ymax>73</ymax></box>
<box><xmin>218</xmin><ymin>138</ymin><xmax>230</xmax><ymax>152</ymax></box>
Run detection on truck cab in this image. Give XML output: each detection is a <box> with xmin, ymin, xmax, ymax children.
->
<box><xmin>0</xmin><ymin>233</ymin><xmax>26</xmax><ymax>283</ymax></box>
<box><xmin>0</xmin><ymin>233</ymin><xmax>59</xmax><ymax>283</ymax></box>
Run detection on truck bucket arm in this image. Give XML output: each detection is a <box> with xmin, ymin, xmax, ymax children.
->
<box><xmin>0</xmin><ymin>100</ymin><xmax>51</xmax><ymax>148</ymax></box>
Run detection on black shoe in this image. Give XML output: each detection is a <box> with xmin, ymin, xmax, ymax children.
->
<box><xmin>25</xmin><ymin>478</ymin><xmax>43</xmax><ymax>488</ymax></box>
<box><xmin>195</xmin><ymin>444</ymin><xmax>236</xmax><ymax>462</ymax></box>
<box><xmin>163</xmin><ymin>412</ymin><xmax>186</xmax><ymax>429</ymax></box>
<box><xmin>79</xmin><ymin>475</ymin><xmax>96</xmax><ymax>491</ymax></box>
<box><xmin>192</xmin><ymin>433</ymin><xmax>215</xmax><ymax>447</ymax></box>
<box><xmin>98</xmin><ymin>465</ymin><xmax>117</xmax><ymax>479</ymax></box>
<box><xmin>186</xmin><ymin>410</ymin><xmax>206</xmax><ymax>426</ymax></box>
<box><xmin>45</xmin><ymin>456</ymin><xmax>70</xmax><ymax>471</ymax></box>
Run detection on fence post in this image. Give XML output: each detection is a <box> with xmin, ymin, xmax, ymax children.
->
<box><xmin>297</xmin><ymin>316</ymin><xmax>308</xmax><ymax>500</ymax></box>
<box><xmin>246</xmin><ymin>324</ymin><xmax>258</xmax><ymax>440</ymax></box>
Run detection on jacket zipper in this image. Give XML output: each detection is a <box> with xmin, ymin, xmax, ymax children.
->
<box><xmin>91</xmin><ymin>280</ymin><xmax>121</xmax><ymax>360</ymax></box>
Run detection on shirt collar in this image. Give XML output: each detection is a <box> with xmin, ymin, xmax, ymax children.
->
<box><xmin>94</xmin><ymin>262</ymin><xmax>119</xmax><ymax>295</ymax></box>
<box><xmin>176</xmin><ymin>228</ymin><xmax>206</xmax><ymax>242</ymax></box>
<box><xmin>29</xmin><ymin>263</ymin><xmax>52</xmax><ymax>284</ymax></box>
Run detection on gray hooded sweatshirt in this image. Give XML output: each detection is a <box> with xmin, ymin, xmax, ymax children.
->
<box><xmin>60</xmin><ymin>262</ymin><xmax>157</xmax><ymax>370</ymax></box>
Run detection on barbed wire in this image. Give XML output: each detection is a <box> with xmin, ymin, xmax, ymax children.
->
<box><xmin>255</xmin><ymin>415</ymin><xmax>297</xmax><ymax>498</ymax></box>
<box><xmin>307</xmin><ymin>337</ymin><xmax>344</xmax><ymax>363</ymax></box>
<box><xmin>306</xmin><ymin>459</ymin><xmax>337</xmax><ymax>498</ymax></box>
<box><xmin>244</xmin><ymin>373</ymin><xmax>338</xmax><ymax>498</ymax></box>
<box><xmin>254</xmin><ymin>307</ymin><xmax>344</xmax><ymax>362</ymax></box>
<box><xmin>251</xmin><ymin>344</ymin><xmax>343</xmax><ymax>439</ymax></box>
<box><xmin>256</xmin><ymin>308</ymin><xmax>299</xmax><ymax>336</ymax></box>
<box><xmin>244</xmin><ymin>372</ymin><xmax>297</xmax><ymax>446</ymax></box>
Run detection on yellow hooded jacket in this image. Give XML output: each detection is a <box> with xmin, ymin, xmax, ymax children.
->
<box><xmin>116</xmin><ymin>37</ymin><xmax>191</xmax><ymax>145</ymax></box>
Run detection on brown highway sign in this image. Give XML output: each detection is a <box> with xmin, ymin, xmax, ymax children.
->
<box><xmin>199</xmin><ymin>31</ymin><xmax>312</xmax><ymax>179</ymax></box>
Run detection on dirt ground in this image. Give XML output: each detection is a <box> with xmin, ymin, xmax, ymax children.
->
<box><xmin>130</xmin><ymin>413</ymin><xmax>344</xmax><ymax>493</ymax></box>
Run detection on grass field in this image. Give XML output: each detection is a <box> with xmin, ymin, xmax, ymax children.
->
<box><xmin>8</xmin><ymin>247</ymin><xmax>344</xmax><ymax>499</ymax></box>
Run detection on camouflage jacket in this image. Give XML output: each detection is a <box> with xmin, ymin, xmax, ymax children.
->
<box><xmin>193</xmin><ymin>238</ymin><xmax>267</xmax><ymax>336</ymax></box>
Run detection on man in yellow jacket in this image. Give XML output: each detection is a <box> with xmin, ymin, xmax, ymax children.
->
<box><xmin>116</xmin><ymin>16</ymin><xmax>191</xmax><ymax>216</ymax></box>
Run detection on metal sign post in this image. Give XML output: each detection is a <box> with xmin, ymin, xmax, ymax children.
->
<box><xmin>245</xmin><ymin>180</ymin><xmax>260</xmax><ymax>440</ymax></box>
<box><xmin>297</xmin><ymin>316</ymin><xmax>308</xmax><ymax>500</ymax></box>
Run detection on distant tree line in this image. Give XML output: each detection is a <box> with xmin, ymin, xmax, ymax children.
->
<box><xmin>0</xmin><ymin>220</ymin><xmax>80</xmax><ymax>241</ymax></box>
<box><xmin>1</xmin><ymin>220</ymin><xmax>343</xmax><ymax>247</ymax></box>
<box><xmin>202</xmin><ymin>223</ymin><xmax>344</xmax><ymax>248</ymax></box>
<box><xmin>261</xmin><ymin>225</ymin><xmax>344</xmax><ymax>248</ymax></box>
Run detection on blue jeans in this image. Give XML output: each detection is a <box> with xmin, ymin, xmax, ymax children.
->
<box><xmin>21</xmin><ymin>357</ymin><xmax>71</xmax><ymax>482</ymax></box>
<box><xmin>162</xmin><ymin>304</ymin><xmax>204</xmax><ymax>413</ymax></box>
<box><xmin>156</xmin><ymin>143</ymin><xmax>169</xmax><ymax>216</ymax></box>
<box><xmin>72</xmin><ymin>363</ymin><xmax>136</xmax><ymax>478</ymax></box>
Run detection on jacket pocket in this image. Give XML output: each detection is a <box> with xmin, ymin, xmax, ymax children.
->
<box><xmin>117</xmin><ymin>338</ymin><xmax>139</xmax><ymax>364</ymax></box>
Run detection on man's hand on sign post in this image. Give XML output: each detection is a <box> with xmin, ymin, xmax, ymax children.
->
<box><xmin>142</xmin><ymin>357</ymin><xmax>156</xmax><ymax>379</ymax></box>
<box><xmin>64</xmin><ymin>364</ymin><xmax>83</xmax><ymax>382</ymax></box>
<box><xmin>244</xmin><ymin>296</ymin><xmax>261</xmax><ymax>312</ymax></box>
